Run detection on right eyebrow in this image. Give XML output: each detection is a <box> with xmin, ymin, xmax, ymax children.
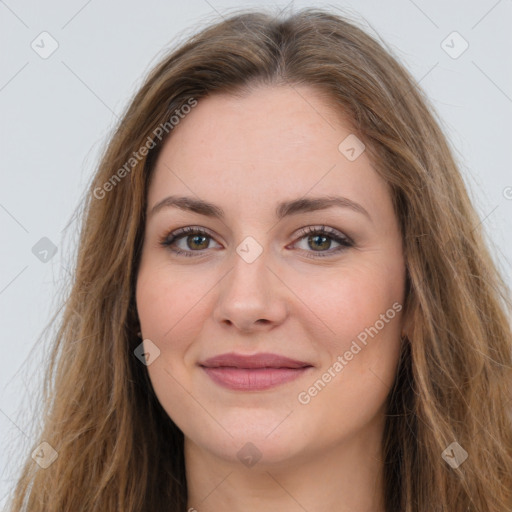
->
<box><xmin>149</xmin><ymin>195</ymin><xmax>225</xmax><ymax>219</ymax></box>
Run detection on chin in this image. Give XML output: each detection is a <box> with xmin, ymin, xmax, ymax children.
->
<box><xmin>205</xmin><ymin>434</ymin><xmax>308</xmax><ymax>469</ymax></box>
<box><xmin>183</xmin><ymin>411</ymin><xmax>313</xmax><ymax>468</ymax></box>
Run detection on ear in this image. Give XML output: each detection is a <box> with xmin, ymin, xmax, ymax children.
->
<box><xmin>400</xmin><ymin>300</ymin><xmax>413</xmax><ymax>339</ymax></box>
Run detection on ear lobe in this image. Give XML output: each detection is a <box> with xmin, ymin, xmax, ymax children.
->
<box><xmin>399</xmin><ymin>303</ymin><xmax>412</xmax><ymax>340</ymax></box>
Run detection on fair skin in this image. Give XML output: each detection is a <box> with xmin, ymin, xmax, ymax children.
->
<box><xmin>136</xmin><ymin>84</ymin><xmax>407</xmax><ymax>512</ymax></box>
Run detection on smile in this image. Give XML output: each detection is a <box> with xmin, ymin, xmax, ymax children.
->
<box><xmin>199</xmin><ymin>352</ymin><xmax>314</xmax><ymax>391</ymax></box>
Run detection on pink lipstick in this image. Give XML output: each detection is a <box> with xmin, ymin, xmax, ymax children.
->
<box><xmin>199</xmin><ymin>352</ymin><xmax>313</xmax><ymax>391</ymax></box>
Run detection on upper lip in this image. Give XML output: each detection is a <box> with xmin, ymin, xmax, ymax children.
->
<box><xmin>199</xmin><ymin>352</ymin><xmax>313</xmax><ymax>369</ymax></box>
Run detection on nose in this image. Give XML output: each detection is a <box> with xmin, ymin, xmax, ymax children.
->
<box><xmin>212</xmin><ymin>248</ymin><xmax>289</xmax><ymax>333</ymax></box>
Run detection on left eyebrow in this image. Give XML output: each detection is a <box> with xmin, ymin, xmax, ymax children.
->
<box><xmin>149</xmin><ymin>194</ymin><xmax>372</xmax><ymax>222</ymax></box>
<box><xmin>275</xmin><ymin>196</ymin><xmax>371</xmax><ymax>222</ymax></box>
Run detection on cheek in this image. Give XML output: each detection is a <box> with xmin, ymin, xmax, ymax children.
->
<box><xmin>298</xmin><ymin>259</ymin><xmax>404</xmax><ymax>341</ymax></box>
<box><xmin>135</xmin><ymin>265</ymin><xmax>194</xmax><ymax>392</ymax></box>
<box><xmin>301</xmin><ymin>258</ymin><xmax>405</xmax><ymax>395</ymax></box>
<box><xmin>135</xmin><ymin>263</ymin><xmax>203</xmax><ymax>424</ymax></box>
<box><xmin>340</xmin><ymin>276</ymin><xmax>402</xmax><ymax>337</ymax></box>
<box><xmin>135</xmin><ymin>258</ymin><xmax>224</xmax><ymax>393</ymax></box>
<box><xmin>136</xmin><ymin>259</ymin><xmax>206</xmax><ymax>340</ymax></box>
<box><xmin>295</xmin><ymin>272</ymin><xmax>403</xmax><ymax>432</ymax></box>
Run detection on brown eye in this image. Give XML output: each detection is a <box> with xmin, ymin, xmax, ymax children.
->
<box><xmin>159</xmin><ymin>227</ymin><xmax>220</xmax><ymax>257</ymax></box>
<box><xmin>292</xmin><ymin>226</ymin><xmax>353</xmax><ymax>259</ymax></box>
<box><xmin>185</xmin><ymin>234</ymin><xmax>210</xmax><ymax>250</ymax></box>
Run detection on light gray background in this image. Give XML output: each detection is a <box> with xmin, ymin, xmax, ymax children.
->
<box><xmin>1</xmin><ymin>0</ymin><xmax>511</xmax><ymax>506</ymax></box>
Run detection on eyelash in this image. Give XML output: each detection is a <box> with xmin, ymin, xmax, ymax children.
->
<box><xmin>158</xmin><ymin>225</ymin><xmax>353</xmax><ymax>259</ymax></box>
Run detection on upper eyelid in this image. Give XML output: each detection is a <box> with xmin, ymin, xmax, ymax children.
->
<box><xmin>168</xmin><ymin>226</ymin><xmax>220</xmax><ymax>243</ymax></box>
<box><xmin>297</xmin><ymin>225</ymin><xmax>351</xmax><ymax>241</ymax></box>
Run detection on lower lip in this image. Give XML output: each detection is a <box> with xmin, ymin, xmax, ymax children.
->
<box><xmin>201</xmin><ymin>366</ymin><xmax>312</xmax><ymax>391</ymax></box>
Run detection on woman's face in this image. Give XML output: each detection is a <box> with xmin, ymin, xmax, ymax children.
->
<box><xmin>136</xmin><ymin>85</ymin><xmax>407</xmax><ymax>467</ymax></box>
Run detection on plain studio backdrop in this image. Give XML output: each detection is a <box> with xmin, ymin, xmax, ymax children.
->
<box><xmin>0</xmin><ymin>0</ymin><xmax>511</xmax><ymax>506</ymax></box>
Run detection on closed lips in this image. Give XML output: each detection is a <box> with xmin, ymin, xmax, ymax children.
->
<box><xmin>199</xmin><ymin>353</ymin><xmax>314</xmax><ymax>391</ymax></box>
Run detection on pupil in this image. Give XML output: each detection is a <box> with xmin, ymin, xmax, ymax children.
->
<box><xmin>310</xmin><ymin>235</ymin><xmax>329</xmax><ymax>251</ymax></box>
<box><xmin>190</xmin><ymin>235</ymin><xmax>208</xmax><ymax>249</ymax></box>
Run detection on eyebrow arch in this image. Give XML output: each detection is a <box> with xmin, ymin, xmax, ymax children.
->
<box><xmin>149</xmin><ymin>195</ymin><xmax>371</xmax><ymax>222</ymax></box>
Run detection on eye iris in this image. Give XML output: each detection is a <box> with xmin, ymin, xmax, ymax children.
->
<box><xmin>309</xmin><ymin>234</ymin><xmax>331</xmax><ymax>251</ymax></box>
<box><xmin>188</xmin><ymin>234</ymin><xmax>209</xmax><ymax>250</ymax></box>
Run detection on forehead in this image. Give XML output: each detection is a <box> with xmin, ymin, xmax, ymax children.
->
<box><xmin>148</xmin><ymin>85</ymin><xmax>390</xmax><ymax>219</ymax></box>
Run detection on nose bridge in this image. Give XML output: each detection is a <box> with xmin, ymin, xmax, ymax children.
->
<box><xmin>226</xmin><ymin>238</ymin><xmax>272</xmax><ymax>301</ymax></box>
<box><xmin>213</xmin><ymin>235</ymin><xmax>288</xmax><ymax>329</ymax></box>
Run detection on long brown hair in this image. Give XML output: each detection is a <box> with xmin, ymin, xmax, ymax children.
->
<box><xmin>6</xmin><ymin>7</ymin><xmax>512</xmax><ymax>511</ymax></box>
